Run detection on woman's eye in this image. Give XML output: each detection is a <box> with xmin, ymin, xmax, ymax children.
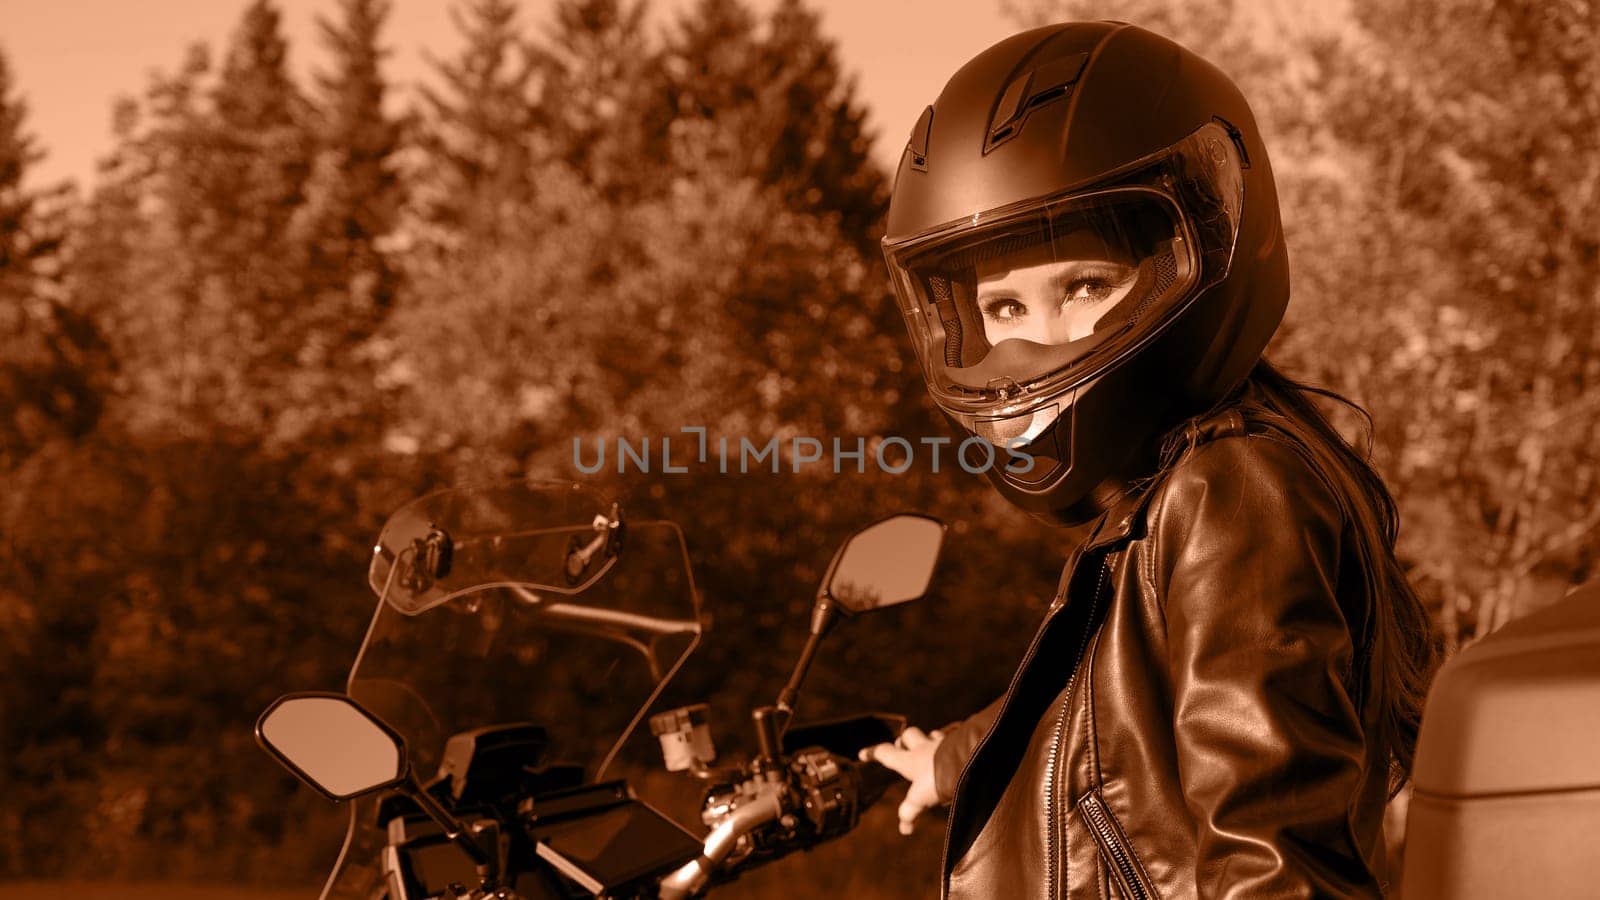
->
<box><xmin>982</xmin><ymin>298</ymin><xmax>1028</xmax><ymax>322</ymax></box>
<box><xmin>1063</xmin><ymin>279</ymin><xmax>1117</xmax><ymax>304</ymax></box>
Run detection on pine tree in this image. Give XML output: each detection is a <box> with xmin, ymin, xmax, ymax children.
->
<box><xmin>0</xmin><ymin>50</ymin><xmax>108</xmax><ymax>871</ymax></box>
<box><xmin>207</xmin><ymin>1</ymin><xmax>317</xmax><ymax>432</ymax></box>
<box><xmin>757</xmin><ymin>0</ymin><xmax>885</xmax><ymax>252</ymax></box>
<box><xmin>665</xmin><ymin>0</ymin><xmax>762</xmax><ymax>121</ymax></box>
<box><xmin>529</xmin><ymin>0</ymin><xmax>667</xmax><ymax>200</ymax></box>
<box><xmin>0</xmin><ymin>49</ymin><xmax>64</xmax><ymax>303</ymax></box>
<box><xmin>418</xmin><ymin>0</ymin><xmax>538</xmax><ymax>239</ymax></box>
<box><xmin>209</xmin><ymin>0</ymin><xmax>311</xmax><ymax>257</ymax></box>
<box><xmin>663</xmin><ymin>0</ymin><xmax>885</xmax><ymax>250</ymax></box>
<box><xmin>306</xmin><ymin>0</ymin><xmax>403</xmax><ymax>323</ymax></box>
<box><xmin>0</xmin><ymin>47</ymin><xmax>100</xmax><ymax>463</ymax></box>
<box><xmin>661</xmin><ymin>0</ymin><xmax>762</xmax><ymax>180</ymax></box>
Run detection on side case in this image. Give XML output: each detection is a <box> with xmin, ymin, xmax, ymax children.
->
<box><xmin>1402</xmin><ymin>580</ymin><xmax>1600</xmax><ymax>899</ymax></box>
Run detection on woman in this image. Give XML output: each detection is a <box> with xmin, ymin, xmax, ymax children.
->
<box><xmin>862</xmin><ymin>21</ymin><xmax>1438</xmax><ymax>899</ymax></box>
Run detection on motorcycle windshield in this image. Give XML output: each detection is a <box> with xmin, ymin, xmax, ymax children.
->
<box><xmin>319</xmin><ymin>480</ymin><xmax>702</xmax><ymax>900</ymax></box>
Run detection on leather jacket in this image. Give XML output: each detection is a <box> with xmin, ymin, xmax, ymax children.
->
<box><xmin>932</xmin><ymin>397</ymin><xmax>1392</xmax><ymax>899</ymax></box>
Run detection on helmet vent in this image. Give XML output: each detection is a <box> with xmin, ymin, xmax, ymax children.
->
<box><xmin>985</xmin><ymin>52</ymin><xmax>1088</xmax><ymax>154</ymax></box>
<box><xmin>907</xmin><ymin>105</ymin><xmax>934</xmax><ymax>172</ymax></box>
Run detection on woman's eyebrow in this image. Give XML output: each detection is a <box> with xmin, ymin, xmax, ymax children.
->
<box><xmin>1048</xmin><ymin>259</ymin><xmax>1131</xmax><ymax>290</ymax></box>
<box><xmin>1046</xmin><ymin>263</ymin><xmax>1090</xmax><ymax>293</ymax></box>
<box><xmin>974</xmin><ymin>283</ymin><xmax>1018</xmax><ymax>300</ymax></box>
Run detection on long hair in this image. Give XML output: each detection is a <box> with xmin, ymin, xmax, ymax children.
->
<box><xmin>1160</xmin><ymin>357</ymin><xmax>1440</xmax><ymax>795</ymax></box>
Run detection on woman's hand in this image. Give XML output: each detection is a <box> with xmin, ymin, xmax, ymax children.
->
<box><xmin>859</xmin><ymin>725</ymin><xmax>945</xmax><ymax>835</ymax></box>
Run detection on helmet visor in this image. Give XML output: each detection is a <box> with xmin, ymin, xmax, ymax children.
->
<box><xmin>887</xmin><ymin>188</ymin><xmax>1196</xmax><ymax>414</ymax></box>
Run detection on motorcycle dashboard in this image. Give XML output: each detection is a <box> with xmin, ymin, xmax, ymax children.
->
<box><xmin>386</xmin><ymin>796</ymin><xmax>701</xmax><ymax>900</ymax></box>
<box><xmin>529</xmin><ymin>796</ymin><xmax>704</xmax><ymax>895</ymax></box>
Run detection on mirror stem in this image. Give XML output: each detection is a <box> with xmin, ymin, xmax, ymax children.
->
<box><xmin>772</xmin><ymin>634</ymin><xmax>817</xmax><ymax>723</ymax></box>
<box><xmin>408</xmin><ymin>773</ymin><xmax>496</xmax><ymax>876</ymax></box>
<box><xmin>774</xmin><ymin>596</ymin><xmax>839</xmax><ymax>731</ymax></box>
<box><xmin>807</xmin><ymin>595</ymin><xmax>839</xmax><ymax>637</ymax></box>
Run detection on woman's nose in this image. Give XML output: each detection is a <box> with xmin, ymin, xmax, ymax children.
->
<box><xmin>1034</xmin><ymin>308</ymin><xmax>1078</xmax><ymax>345</ymax></box>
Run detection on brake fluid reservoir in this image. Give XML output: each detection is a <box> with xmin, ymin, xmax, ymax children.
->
<box><xmin>650</xmin><ymin>703</ymin><xmax>715</xmax><ymax>772</ymax></box>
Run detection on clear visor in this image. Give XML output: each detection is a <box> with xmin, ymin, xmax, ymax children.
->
<box><xmin>893</xmin><ymin>190</ymin><xmax>1192</xmax><ymax>406</ymax></box>
<box><xmin>885</xmin><ymin>122</ymin><xmax>1245</xmax><ymax>428</ymax></box>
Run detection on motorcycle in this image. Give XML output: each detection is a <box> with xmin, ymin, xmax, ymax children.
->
<box><xmin>255</xmin><ymin>479</ymin><xmax>946</xmax><ymax>899</ymax></box>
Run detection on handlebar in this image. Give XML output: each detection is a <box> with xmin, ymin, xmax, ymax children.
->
<box><xmin>648</xmin><ymin>712</ymin><xmax>906</xmax><ymax>898</ymax></box>
<box><xmin>658</xmin><ymin>788</ymin><xmax>785</xmax><ymax>899</ymax></box>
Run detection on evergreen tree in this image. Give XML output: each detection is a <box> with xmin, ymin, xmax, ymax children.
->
<box><xmin>205</xmin><ymin>1</ymin><xmax>318</xmax><ymax>435</ymax></box>
<box><xmin>0</xmin><ymin>50</ymin><xmax>57</xmax><ymax>290</ymax></box>
<box><xmin>209</xmin><ymin>0</ymin><xmax>311</xmax><ymax>259</ymax></box>
<box><xmin>417</xmin><ymin>0</ymin><xmax>538</xmax><ymax>240</ymax></box>
<box><xmin>0</xmin><ymin>46</ymin><xmax>114</xmax><ymax>879</ymax></box>
<box><xmin>757</xmin><ymin>0</ymin><xmax>885</xmax><ymax>251</ymax></box>
<box><xmin>528</xmin><ymin>0</ymin><xmax>667</xmax><ymax>201</ymax></box>
<box><xmin>0</xmin><ymin>47</ymin><xmax>99</xmax><ymax>464</ymax></box>
<box><xmin>666</xmin><ymin>0</ymin><xmax>762</xmax><ymax>119</ymax></box>
<box><xmin>305</xmin><ymin>0</ymin><xmax>403</xmax><ymax>329</ymax></box>
<box><xmin>663</xmin><ymin>0</ymin><xmax>762</xmax><ymax>171</ymax></box>
<box><xmin>663</xmin><ymin>0</ymin><xmax>885</xmax><ymax>251</ymax></box>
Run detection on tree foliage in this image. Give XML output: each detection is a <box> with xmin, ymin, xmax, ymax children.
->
<box><xmin>306</xmin><ymin>0</ymin><xmax>405</xmax><ymax>322</ymax></box>
<box><xmin>0</xmin><ymin>47</ymin><xmax>91</xmax><ymax>465</ymax></box>
<box><xmin>1011</xmin><ymin>0</ymin><xmax>1600</xmax><ymax>649</ymax></box>
<box><xmin>1</xmin><ymin>2</ymin><xmax>1050</xmax><ymax>890</ymax></box>
<box><xmin>414</xmin><ymin>0</ymin><xmax>540</xmax><ymax>241</ymax></box>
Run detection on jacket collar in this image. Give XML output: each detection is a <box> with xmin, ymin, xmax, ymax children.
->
<box><xmin>1080</xmin><ymin>402</ymin><xmax>1250</xmax><ymax>553</ymax></box>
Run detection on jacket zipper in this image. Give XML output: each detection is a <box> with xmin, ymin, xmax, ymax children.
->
<box><xmin>938</xmin><ymin>605</ymin><xmax>1056</xmax><ymax>899</ymax></box>
<box><xmin>938</xmin><ymin>550</ymin><xmax>1088</xmax><ymax>898</ymax></box>
<box><xmin>1046</xmin><ymin>555</ymin><xmax>1109</xmax><ymax>900</ymax></box>
<box><xmin>1077</xmin><ymin>791</ymin><xmax>1154</xmax><ymax>900</ymax></box>
<box><xmin>937</xmin><ymin>552</ymin><xmax>1113</xmax><ymax>899</ymax></box>
<box><xmin>1042</xmin><ymin>672</ymin><xmax>1075</xmax><ymax>900</ymax></box>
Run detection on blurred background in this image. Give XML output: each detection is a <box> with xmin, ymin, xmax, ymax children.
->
<box><xmin>1</xmin><ymin>0</ymin><xmax>1596</xmax><ymax>896</ymax></box>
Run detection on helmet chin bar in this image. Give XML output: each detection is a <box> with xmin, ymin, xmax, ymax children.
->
<box><xmin>953</xmin><ymin>357</ymin><xmax>1175</xmax><ymax>528</ymax></box>
<box><xmin>972</xmin><ymin>404</ymin><xmax>1062</xmax><ymax>446</ymax></box>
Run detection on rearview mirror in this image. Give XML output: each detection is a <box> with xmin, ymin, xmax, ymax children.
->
<box><xmin>256</xmin><ymin>692</ymin><xmax>408</xmax><ymax>801</ymax></box>
<box><xmin>825</xmin><ymin>514</ymin><xmax>946</xmax><ymax>614</ymax></box>
<box><xmin>768</xmin><ymin>513</ymin><xmax>947</xmax><ymax>748</ymax></box>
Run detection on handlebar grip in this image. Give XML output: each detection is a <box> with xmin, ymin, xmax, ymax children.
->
<box><xmin>658</xmin><ymin>791</ymin><xmax>784</xmax><ymax>899</ymax></box>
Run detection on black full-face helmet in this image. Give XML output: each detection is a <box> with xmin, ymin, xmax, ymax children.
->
<box><xmin>883</xmin><ymin>21</ymin><xmax>1289</xmax><ymax>526</ymax></box>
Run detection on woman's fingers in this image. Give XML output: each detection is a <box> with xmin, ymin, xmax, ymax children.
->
<box><xmin>860</xmin><ymin>741</ymin><xmax>913</xmax><ymax>776</ymax></box>
<box><xmin>897</xmin><ymin>726</ymin><xmax>932</xmax><ymax>749</ymax></box>
<box><xmin>861</xmin><ymin>726</ymin><xmax>946</xmax><ymax>767</ymax></box>
<box><xmin>861</xmin><ymin>727</ymin><xmax>948</xmax><ymax>836</ymax></box>
<box><xmin>898</xmin><ymin>793</ymin><xmax>927</xmax><ymax>835</ymax></box>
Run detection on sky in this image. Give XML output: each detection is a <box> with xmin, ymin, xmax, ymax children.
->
<box><xmin>1</xmin><ymin>0</ymin><xmax>1024</xmax><ymax>190</ymax></box>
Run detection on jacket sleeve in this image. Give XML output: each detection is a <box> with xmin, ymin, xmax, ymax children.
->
<box><xmin>1152</xmin><ymin>435</ymin><xmax>1382</xmax><ymax>899</ymax></box>
<box><xmin>931</xmin><ymin>695</ymin><xmax>1005</xmax><ymax>804</ymax></box>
